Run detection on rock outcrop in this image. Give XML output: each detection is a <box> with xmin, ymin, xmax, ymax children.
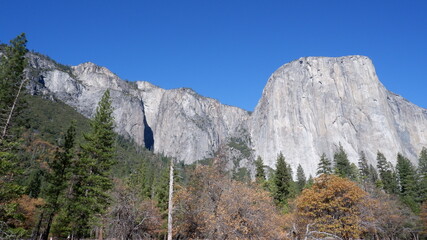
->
<box><xmin>250</xmin><ymin>56</ymin><xmax>427</xmax><ymax>175</ymax></box>
<box><xmin>26</xmin><ymin>53</ymin><xmax>250</xmax><ymax>164</ymax></box>
<box><xmin>25</xmin><ymin>52</ymin><xmax>427</xmax><ymax>176</ymax></box>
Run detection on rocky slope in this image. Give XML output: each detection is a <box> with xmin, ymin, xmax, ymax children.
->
<box><xmin>26</xmin><ymin>53</ymin><xmax>250</xmax><ymax>165</ymax></box>
<box><xmin>250</xmin><ymin>56</ymin><xmax>427</xmax><ymax>175</ymax></box>
<box><xmin>25</xmin><ymin>52</ymin><xmax>427</xmax><ymax>176</ymax></box>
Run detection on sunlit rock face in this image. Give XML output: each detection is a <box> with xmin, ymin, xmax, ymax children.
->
<box><xmin>26</xmin><ymin>53</ymin><xmax>427</xmax><ymax>176</ymax></box>
<box><xmin>250</xmin><ymin>56</ymin><xmax>427</xmax><ymax>176</ymax></box>
<box><xmin>27</xmin><ymin>54</ymin><xmax>250</xmax><ymax>164</ymax></box>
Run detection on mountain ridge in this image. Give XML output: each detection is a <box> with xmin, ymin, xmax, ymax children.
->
<box><xmin>23</xmin><ymin>51</ymin><xmax>427</xmax><ymax>176</ymax></box>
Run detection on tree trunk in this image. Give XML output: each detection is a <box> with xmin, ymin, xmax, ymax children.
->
<box><xmin>1</xmin><ymin>78</ymin><xmax>25</xmax><ymax>141</ymax></box>
<box><xmin>167</xmin><ymin>160</ymin><xmax>174</xmax><ymax>240</ymax></box>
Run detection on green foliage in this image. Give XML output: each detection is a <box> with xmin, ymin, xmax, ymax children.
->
<box><xmin>26</xmin><ymin>169</ymin><xmax>43</xmax><ymax>198</ymax></box>
<box><xmin>376</xmin><ymin>151</ymin><xmax>399</xmax><ymax>194</ymax></box>
<box><xmin>40</xmin><ymin>123</ymin><xmax>76</xmax><ymax>239</ymax></box>
<box><xmin>419</xmin><ymin>148</ymin><xmax>427</xmax><ymax>202</ymax></box>
<box><xmin>296</xmin><ymin>164</ymin><xmax>306</xmax><ymax>193</ymax></box>
<box><xmin>155</xmin><ymin>164</ymin><xmax>170</xmax><ymax>213</ymax></box>
<box><xmin>358</xmin><ymin>151</ymin><xmax>369</xmax><ymax>180</ymax></box>
<box><xmin>316</xmin><ymin>153</ymin><xmax>332</xmax><ymax>176</ymax></box>
<box><xmin>0</xmin><ymin>33</ymin><xmax>28</xmax><ymax>140</ymax></box>
<box><xmin>273</xmin><ymin>152</ymin><xmax>294</xmax><ymax>205</ymax></box>
<box><xmin>333</xmin><ymin>144</ymin><xmax>352</xmax><ymax>178</ymax></box>
<box><xmin>254</xmin><ymin>156</ymin><xmax>266</xmax><ymax>183</ymax></box>
<box><xmin>396</xmin><ymin>153</ymin><xmax>419</xmax><ymax>213</ymax></box>
<box><xmin>21</xmin><ymin>95</ymin><xmax>91</xmax><ymax>144</ymax></box>
<box><xmin>59</xmin><ymin>90</ymin><xmax>116</xmax><ymax>238</ymax></box>
<box><xmin>227</xmin><ymin>137</ymin><xmax>252</xmax><ymax>158</ymax></box>
<box><xmin>0</xmin><ymin>33</ymin><xmax>29</xmax><ymax>239</ymax></box>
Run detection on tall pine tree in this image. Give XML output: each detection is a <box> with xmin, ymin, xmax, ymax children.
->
<box><xmin>273</xmin><ymin>152</ymin><xmax>293</xmax><ymax>205</ymax></box>
<box><xmin>396</xmin><ymin>153</ymin><xmax>419</xmax><ymax>212</ymax></box>
<box><xmin>61</xmin><ymin>90</ymin><xmax>116</xmax><ymax>238</ymax></box>
<box><xmin>419</xmin><ymin>148</ymin><xmax>427</xmax><ymax>202</ymax></box>
<box><xmin>38</xmin><ymin>122</ymin><xmax>76</xmax><ymax>240</ymax></box>
<box><xmin>254</xmin><ymin>156</ymin><xmax>266</xmax><ymax>183</ymax></box>
<box><xmin>0</xmin><ymin>33</ymin><xmax>28</xmax><ymax>239</ymax></box>
<box><xmin>376</xmin><ymin>151</ymin><xmax>399</xmax><ymax>194</ymax></box>
<box><xmin>317</xmin><ymin>153</ymin><xmax>332</xmax><ymax>176</ymax></box>
<box><xmin>296</xmin><ymin>164</ymin><xmax>306</xmax><ymax>193</ymax></box>
<box><xmin>333</xmin><ymin>144</ymin><xmax>351</xmax><ymax>178</ymax></box>
<box><xmin>0</xmin><ymin>33</ymin><xmax>28</xmax><ymax>141</ymax></box>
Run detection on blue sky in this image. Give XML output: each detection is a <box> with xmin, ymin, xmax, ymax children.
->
<box><xmin>1</xmin><ymin>0</ymin><xmax>426</xmax><ymax>111</ymax></box>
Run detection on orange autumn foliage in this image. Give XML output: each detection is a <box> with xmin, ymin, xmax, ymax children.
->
<box><xmin>174</xmin><ymin>166</ymin><xmax>287</xmax><ymax>239</ymax></box>
<box><xmin>294</xmin><ymin>174</ymin><xmax>368</xmax><ymax>240</ymax></box>
<box><xmin>12</xmin><ymin>195</ymin><xmax>44</xmax><ymax>229</ymax></box>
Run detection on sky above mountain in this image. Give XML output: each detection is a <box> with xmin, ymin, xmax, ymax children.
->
<box><xmin>1</xmin><ymin>0</ymin><xmax>426</xmax><ymax>111</ymax></box>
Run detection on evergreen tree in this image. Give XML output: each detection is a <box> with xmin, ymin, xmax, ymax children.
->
<box><xmin>0</xmin><ymin>33</ymin><xmax>28</xmax><ymax>141</ymax></box>
<box><xmin>317</xmin><ymin>153</ymin><xmax>332</xmax><ymax>176</ymax></box>
<box><xmin>376</xmin><ymin>151</ymin><xmax>399</xmax><ymax>194</ymax></box>
<box><xmin>306</xmin><ymin>175</ymin><xmax>314</xmax><ymax>189</ymax></box>
<box><xmin>349</xmin><ymin>163</ymin><xmax>359</xmax><ymax>181</ymax></box>
<box><xmin>0</xmin><ymin>33</ymin><xmax>28</xmax><ymax>239</ymax></box>
<box><xmin>254</xmin><ymin>156</ymin><xmax>266</xmax><ymax>183</ymax></box>
<box><xmin>358</xmin><ymin>151</ymin><xmax>369</xmax><ymax>180</ymax></box>
<box><xmin>155</xmin><ymin>162</ymin><xmax>171</xmax><ymax>212</ymax></box>
<box><xmin>368</xmin><ymin>164</ymin><xmax>379</xmax><ymax>185</ymax></box>
<box><xmin>130</xmin><ymin>158</ymin><xmax>154</xmax><ymax>200</ymax></box>
<box><xmin>38</xmin><ymin>123</ymin><xmax>76</xmax><ymax>240</ymax></box>
<box><xmin>296</xmin><ymin>164</ymin><xmax>306</xmax><ymax>193</ymax></box>
<box><xmin>419</xmin><ymin>148</ymin><xmax>427</xmax><ymax>202</ymax></box>
<box><xmin>60</xmin><ymin>90</ymin><xmax>116</xmax><ymax>238</ymax></box>
<box><xmin>273</xmin><ymin>152</ymin><xmax>293</xmax><ymax>205</ymax></box>
<box><xmin>419</xmin><ymin>147</ymin><xmax>427</xmax><ymax>175</ymax></box>
<box><xmin>333</xmin><ymin>144</ymin><xmax>352</xmax><ymax>178</ymax></box>
<box><xmin>396</xmin><ymin>153</ymin><xmax>419</xmax><ymax>212</ymax></box>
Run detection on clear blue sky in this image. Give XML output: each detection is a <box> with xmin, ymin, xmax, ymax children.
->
<box><xmin>1</xmin><ymin>0</ymin><xmax>426</xmax><ymax>111</ymax></box>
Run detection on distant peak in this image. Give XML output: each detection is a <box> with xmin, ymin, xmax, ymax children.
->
<box><xmin>72</xmin><ymin>62</ymin><xmax>118</xmax><ymax>78</ymax></box>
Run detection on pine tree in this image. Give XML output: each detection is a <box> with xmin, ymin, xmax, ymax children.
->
<box><xmin>296</xmin><ymin>164</ymin><xmax>306</xmax><ymax>193</ymax></box>
<box><xmin>368</xmin><ymin>164</ymin><xmax>379</xmax><ymax>185</ymax></box>
<box><xmin>254</xmin><ymin>156</ymin><xmax>266</xmax><ymax>183</ymax></box>
<box><xmin>0</xmin><ymin>33</ymin><xmax>28</xmax><ymax>239</ymax></box>
<box><xmin>358</xmin><ymin>151</ymin><xmax>369</xmax><ymax>180</ymax></box>
<box><xmin>38</xmin><ymin>123</ymin><xmax>76</xmax><ymax>240</ymax></box>
<box><xmin>317</xmin><ymin>153</ymin><xmax>332</xmax><ymax>176</ymax></box>
<box><xmin>155</xmin><ymin>162</ymin><xmax>171</xmax><ymax>212</ymax></box>
<box><xmin>0</xmin><ymin>33</ymin><xmax>28</xmax><ymax>141</ymax></box>
<box><xmin>333</xmin><ymin>144</ymin><xmax>351</xmax><ymax>178</ymax></box>
<box><xmin>273</xmin><ymin>152</ymin><xmax>293</xmax><ymax>205</ymax></box>
<box><xmin>61</xmin><ymin>90</ymin><xmax>116</xmax><ymax>238</ymax></box>
<box><xmin>130</xmin><ymin>158</ymin><xmax>154</xmax><ymax>200</ymax></box>
<box><xmin>396</xmin><ymin>153</ymin><xmax>419</xmax><ymax>212</ymax></box>
<box><xmin>376</xmin><ymin>151</ymin><xmax>399</xmax><ymax>194</ymax></box>
<box><xmin>419</xmin><ymin>148</ymin><xmax>427</xmax><ymax>202</ymax></box>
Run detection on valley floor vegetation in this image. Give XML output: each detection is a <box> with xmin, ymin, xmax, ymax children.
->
<box><xmin>1</xmin><ymin>34</ymin><xmax>427</xmax><ymax>239</ymax></box>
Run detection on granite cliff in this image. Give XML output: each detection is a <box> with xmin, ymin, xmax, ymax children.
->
<box><xmin>25</xmin><ymin>53</ymin><xmax>427</xmax><ymax>176</ymax></box>
<box><xmin>250</xmin><ymin>56</ymin><xmax>427</xmax><ymax>175</ymax></box>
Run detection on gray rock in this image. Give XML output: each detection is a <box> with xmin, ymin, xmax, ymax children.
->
<box><xmin>24</xmin><ymin>53</ymin><xmax>427</xmax><ymax>177</ymax></box>
<box><xmin>250</xmin><ymin>56</ymin><xmax>427</xmax><ymax>176</ymax></box>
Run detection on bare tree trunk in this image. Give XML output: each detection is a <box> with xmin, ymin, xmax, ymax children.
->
<box><xmin>1</xmin><ymin>78</ymin><xmax>26</xmax><ymax>141</ymax></box>
<box><xmin>167</xmin><ymin>160</ymin><xmax>174</xmax><ymax>240</ymax></box>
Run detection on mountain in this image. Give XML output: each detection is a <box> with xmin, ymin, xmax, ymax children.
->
<box><xmin>26</xmin><ymin>52</ymin><xmax>250</xmax><ymax>168</ymax></box>
<box><xmin>24</xmin><ymin>52</ymin><xmax>427</xmax><ymax>176</ymax></box>
<box><xmin>250</xmin><ymin>56</ymin><xmax>427</xmax><ymax>175</ymax></box>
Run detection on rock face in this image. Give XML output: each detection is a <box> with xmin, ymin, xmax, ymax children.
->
<box><xmin>26</xmin><ymin>53</ymin><xmax>250</xmax><ymax>165</ymax></box>
<box><xmin>250</xmin><ymin>56</ymin><xmax>427</xmax><ymax>175</ymax></box>
<box><xmin>25</xmin><ymin>53</ymin><xmax>427</xmax><ymax>176</ymax></box>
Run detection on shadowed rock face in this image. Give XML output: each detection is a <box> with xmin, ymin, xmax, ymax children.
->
<box><xmin>25</xmin><ymin>53</ymin><xmax>427</xmax><ymax>175</ymax></box>
<box><xmin>250</xmin><ymin>56</ymin><xmax>427</xmax><ymax>175</ymax></box>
